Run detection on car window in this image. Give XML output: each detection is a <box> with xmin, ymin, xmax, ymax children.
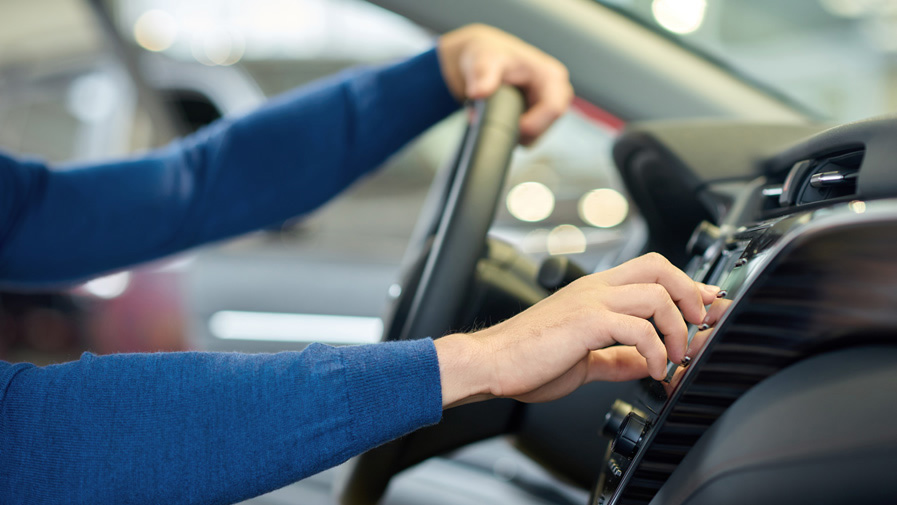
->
<box><xmin>597</xmin><ymin>0</ymin><xmax>897</xmax><ymax>122</ymax></box>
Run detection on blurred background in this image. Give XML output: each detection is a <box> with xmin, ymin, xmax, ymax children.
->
<box><xmin>0</xmin><ymin>0</ymin><xmax>895</xmax><ymax>365</ymax></box>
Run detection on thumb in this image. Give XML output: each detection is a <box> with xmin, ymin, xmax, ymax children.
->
<box><xmin>587</xmin><ymin>346</ymin><xmax>653</xmax><ymax>383</ymax></box>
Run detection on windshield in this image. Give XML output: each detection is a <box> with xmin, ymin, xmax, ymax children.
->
<box><xmin>598</xmin><ymin>0</ymin><xmax>897</xmax><ymax>123</ymax></box>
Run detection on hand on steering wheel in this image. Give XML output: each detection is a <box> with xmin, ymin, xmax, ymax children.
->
<box><xmin>438</xmin><ymin>24</ymin><xmax>574</xmax><ymax>145</ymax></box>
<box><xmin>436</xmin><ymin>253</ymin><xmax>721</xmax><ymax>407</ymax></box>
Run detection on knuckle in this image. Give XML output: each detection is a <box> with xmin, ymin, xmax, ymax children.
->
<box><xmin>624</xmin><ymin>317</ymin><xmax>653</xmax><ymax>340</ymax></box>
<box><xmin>564</xmin><ymin>82</ymin><xmax>575</xmax><ymax>101</ymax></box>
<box><xmin>637</xmin><ymin>319</ymin><xmax>657</xmax><ymax>337</ymax></box>
<box><xmin>553</xmin><ymin>62</ymin><xmax>570</xmax><ymax>80</ymax></box>
<box><xmin>646</xmin><ymin>283</ymin><xmax>668</xmax><ymax>299</ymax></box>
<box><xmin>467</xmin><ymin>23</ymin><xmax>489</xmax><ymax>34</ymax></box>
<box><xmin>667</xmin><ymin>296</ymin><xmax>681</xmax><ymax>313</ymax></box>
<box><xmin>644</xmin><ymin>251</ymin><xmax>667</xmax><ymax>266</ymax></box>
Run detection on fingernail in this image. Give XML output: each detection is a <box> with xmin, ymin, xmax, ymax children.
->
<box><xmin>698</xmin><ymin>323</ymin><xmax>710</xmax><ymax>331</ymax></box>
<box><xmin>702</xmin><ymin>284</ymin><xmax>720</xmax><ymax>294</ymax></box>
<box><xmin>716</xmin><ymin>290</ymin><xmax>728</xmax><ymax>298</ymax></box>
<box><xmin>680</xmin><ymin>356</ymin><xmax>691</xmax><ymax>367</ymax></box>
<box><xmin>702</xmin><ymin>313</ymin><xmax>712</xmax><ymax>325</ymax></box>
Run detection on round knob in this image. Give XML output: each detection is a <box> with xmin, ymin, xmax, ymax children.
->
<box><xmin>602</xmin><ymin>399</ymin><xmax>634</xmax><ymax>439</ymax></box>
<box><xmin>612</xmin><ymin>412</ymin><xmax>648</xmax><ymax>459</ymax></box>
<box><xmin>686</xmin><ymin>220</ymin><xmax>721</xmax><ymax>257</ymax></box>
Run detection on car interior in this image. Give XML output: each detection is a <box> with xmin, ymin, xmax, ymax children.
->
<box><xmin>1</xmin><ymin>0</ymin><xmax>895</xmax><ymax>504</ymax></box>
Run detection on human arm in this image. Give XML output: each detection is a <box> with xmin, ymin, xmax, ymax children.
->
<box><xmin>0</xmin><ymin>340</ymin><xmax>442</xmax><ymax>505</ymax></box>
<box><xmin>0</xmin><ymin>48</ymin><xmax>457</xmax><ymax>285</ymax></box>
<box><xmin>435</xmin><ymin>253</ymin><xmax>721</xmax><ymax>407</ymax></box>
<box><xmin>0</xmin><ymin>24</ymin><xmax>571</xmax><ymax>286</ymax></box>
<box><xmin>0</xmin><ymin>254</ymin><xmax>717</xmax><ymax>503</ymax></box>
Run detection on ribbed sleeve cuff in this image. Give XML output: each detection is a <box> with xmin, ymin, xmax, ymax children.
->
<box><xmin>338</xmin><ymin>338</ymin><xmax>443</xmax><ymax>451</ymax></box>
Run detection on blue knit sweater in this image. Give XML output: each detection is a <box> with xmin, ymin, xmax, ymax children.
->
<box><xmin>0</xmin><ymin>48</ymin><xmax>458</xmax><ymax>504</ymax></box>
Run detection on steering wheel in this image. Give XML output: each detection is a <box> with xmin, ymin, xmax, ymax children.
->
<box><xmin>335</xmin><ymin>86</ymin><xmax>525</xmax><ymax>505</ymax></box>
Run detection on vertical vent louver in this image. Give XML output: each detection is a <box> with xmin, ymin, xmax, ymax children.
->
<box><xmin>614</xmin><ymin>223</ymin><xmax>897</xmax><ymax>505</ymax></box>
<box><xmin>779</xmin><ymin>149</ymin><xmax>864</xmax><ymax>208</ymax></box>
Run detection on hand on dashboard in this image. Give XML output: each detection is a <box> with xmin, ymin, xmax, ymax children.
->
<box><xmin>434</xmin><ymin>253</ymin><xmax>720</xmax><ymax>408</ymax></box>
<box><xmin>687</xmin><ymin>297</ymin><xmax>733</xmax><ymax>359</ymax></box>
<box><xmin>662</xmin><ymin>297</ymin><xmax>734</xmax><ymax>392</ymax></box>
<box><xmin>437</xmin><ymin>24</ymin><xmax>574</xmax><ymax>145</ymax></box>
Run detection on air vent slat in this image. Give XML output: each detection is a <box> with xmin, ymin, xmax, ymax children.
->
<box><xmin>615</xmin><ymin>197</ymin><xmax>897</xmax><ymax>505</ymax></box>
<box><xmin>777</xmin><ymin>149</ymin><xmax>864</xmax><ymax>208</ymax></box>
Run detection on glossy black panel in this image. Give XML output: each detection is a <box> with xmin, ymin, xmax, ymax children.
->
<box><xmin>596</xmin><ymin>200</ymin><xmax>897</xmax><ymax>505</ymax></box>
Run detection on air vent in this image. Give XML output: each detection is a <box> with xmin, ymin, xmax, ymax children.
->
<box><xmin>615</xmin><ymin>223</ymin><xmax>897</xmax><ymax>505</ymax></box>
<box><xmin>778</xmin><ymin>150</ymin><xmax>864</xmax><ymax>207</ymax></box>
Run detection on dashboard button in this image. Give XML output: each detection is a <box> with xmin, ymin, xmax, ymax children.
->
<box><xmin>602</xmin><ymin>399</ymin><xmax>634</xmax><ymax>439</ymax></box>
<box><xmin>686</xmin><ymin>220</ymin><xmax>721</xmax><ymax>257</ymax></box>
<box><xmin>612</xmin><ymin>412</ymin><xmax>648</xmax><ymax>459</ymax></box>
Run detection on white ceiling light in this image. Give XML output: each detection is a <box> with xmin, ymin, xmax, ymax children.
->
<box><xmin>547</xmin><ymin>225</ymin><xmax>587</xmax><ymax>255</ymax></box>
<box><xmin>651</xmin><ymin>0</ymin><xmax>708</xmax><ymax>35</ymax></box>
<box><xmin>133</xmin><ymin>9</ymin><xmax>178</xmax><ymax>52</ymax></box>
<box><xmin>506</xmin><ymin>181</ymin><xmax>555</xmax><ymax>223</ymax></box>
<box><xmin>579</xmin><ymin>188</ymin><xmax>629</xmax><ymax>228</ymax></box>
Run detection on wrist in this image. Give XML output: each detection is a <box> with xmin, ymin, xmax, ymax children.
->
<box><xmin>435</xmin><ymin>30</ymin><xmax>470</xmax><ymax>102</ymax></box>
<box><xmin>433</xmin><ymin>333</ymin><xmax>492</xmax><ymax>408</ymax></box>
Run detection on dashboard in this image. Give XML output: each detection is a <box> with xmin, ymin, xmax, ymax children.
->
<box><xmin>593</xmin><ymin>114</ymin><xmax>897</xmax><ymax>505</ymax></box>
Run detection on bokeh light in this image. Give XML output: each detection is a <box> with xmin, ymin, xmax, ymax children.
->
<box><xmin>66</xmin><ymin>73</ymin><xmax>119</xmax><ymax>123</ymax></box>
<box><xmin>651</xmin><ymin>0</ymin><xmax>707</xmax><ymax>34</ymax></box>
<box><xmin>578</xmin><ymin>188</ymin><xmax>629</xmax><ymax>228</ymax></box>
<box><xmin>133</xmin><ymin>9</ymin><xmax>178</xmax><ymax>52</ymax></box>
<box><xmin>547</xmin><ymin>225</ymin><xmax>587</xmax><ymax>255</ymax></box>
<box><xmin>83</xmin><ymin>272</ymin><xmax>131</xmax><ymax>299</ymax></box>
<box><xmin>521</xmin><ymin>228</ymin><xmax>550</xmax><ymax>254</ymax></box>
<box><xmin>506</xmin><ymin>181</ymin><xmax>555</xmax><ymax>222</ymax></box>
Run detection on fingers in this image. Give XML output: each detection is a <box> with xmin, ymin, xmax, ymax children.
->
<box><xmin>461</xmin><ymin>49</ymin><xmax>572</xmax><ymax>144</ymax></box>
<box><xmin>515</xmin><ymin>59</ymin><xmax>572</xmax><ymax>145</ymax></box>
<box><xmin>686</xmin><ymin>298</ymin><xmax>733</xmax><ymax>358</ymax></box>
<box><xmin>586</xmin><ymin>311</ymin><xmax>668</xmax><ymax>381</ymax></box>
<box><xmin>703</xmin><ymin>298</ymin><xmax>733</xmax><ymax>327</ymax></box>
<box><xmin>439</xmin><ymin>25</ymin><xmax>572</xmax><ymax>144</ymax></box>
<box><xmin>601</xmin><ymin>253</ymin><xmax>707</xmax><ymax>325</ymax></box>
<box><xmin>687</xmin><ymin>326</ymin><xmax>712</xmax><ymax>360</ymax></box>
<box><xmin>586</xmin><ymin>346</ymin><xmax>652</xmax><ymax>383</ymax></box>
<box><xmin>696</xmin><ymin>282</ymin><xmax>722</xmax><ymax>305</ymax></box>
<box><xmin>602</xmin><ymin>283</ymin><xmax>689</xmax><ymax>364</ymax></box>
<box><xmin>518</xmin><ymin>77</ymin><xmax>573</xmax><ymax>145</ymax></box>
<box><xmin>460</xmin><ymin>49</ymin><xmax>506</xmax><ymax>99</ymax></box>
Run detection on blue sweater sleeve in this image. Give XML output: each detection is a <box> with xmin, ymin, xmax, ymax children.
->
<box><xmin>0</xmin><ymin>48</ymin><xmax>458</xmax><ymax>285</ymax></box>
<box><xmin>0</xmin><ymin>49</ymin><xmax>457</xmax><ymax>503</ymax></box>
<box><xmin>0</xmin><ymin>339</ymin><xmax>443</xmax><ymax>504</ymax></box>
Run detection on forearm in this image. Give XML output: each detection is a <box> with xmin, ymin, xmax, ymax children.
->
<box><xmin>0</xmin><ymin>340</ymin><xmax>442</xmax><ymax>505</ymax></box>
<box><xmin>0</xmin><ymin>48</ymin><xmax>457</xmax><ymax>285</ymax></box>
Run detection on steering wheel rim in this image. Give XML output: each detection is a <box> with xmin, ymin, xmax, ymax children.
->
<box><xmin>383</xmin><ymin>85</ymin><xmax>525</xmax><ymax>344</ymax></box>
<box><xmin>336</xmin><ymin>86</ymin><xmax>525</xmax><ymax>505</ymax></box>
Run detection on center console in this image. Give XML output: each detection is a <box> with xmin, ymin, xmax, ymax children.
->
<box><xmin>595</xmin><ymin>115</ymin><xmax>897</xmax><ymax>504</ymax></box>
